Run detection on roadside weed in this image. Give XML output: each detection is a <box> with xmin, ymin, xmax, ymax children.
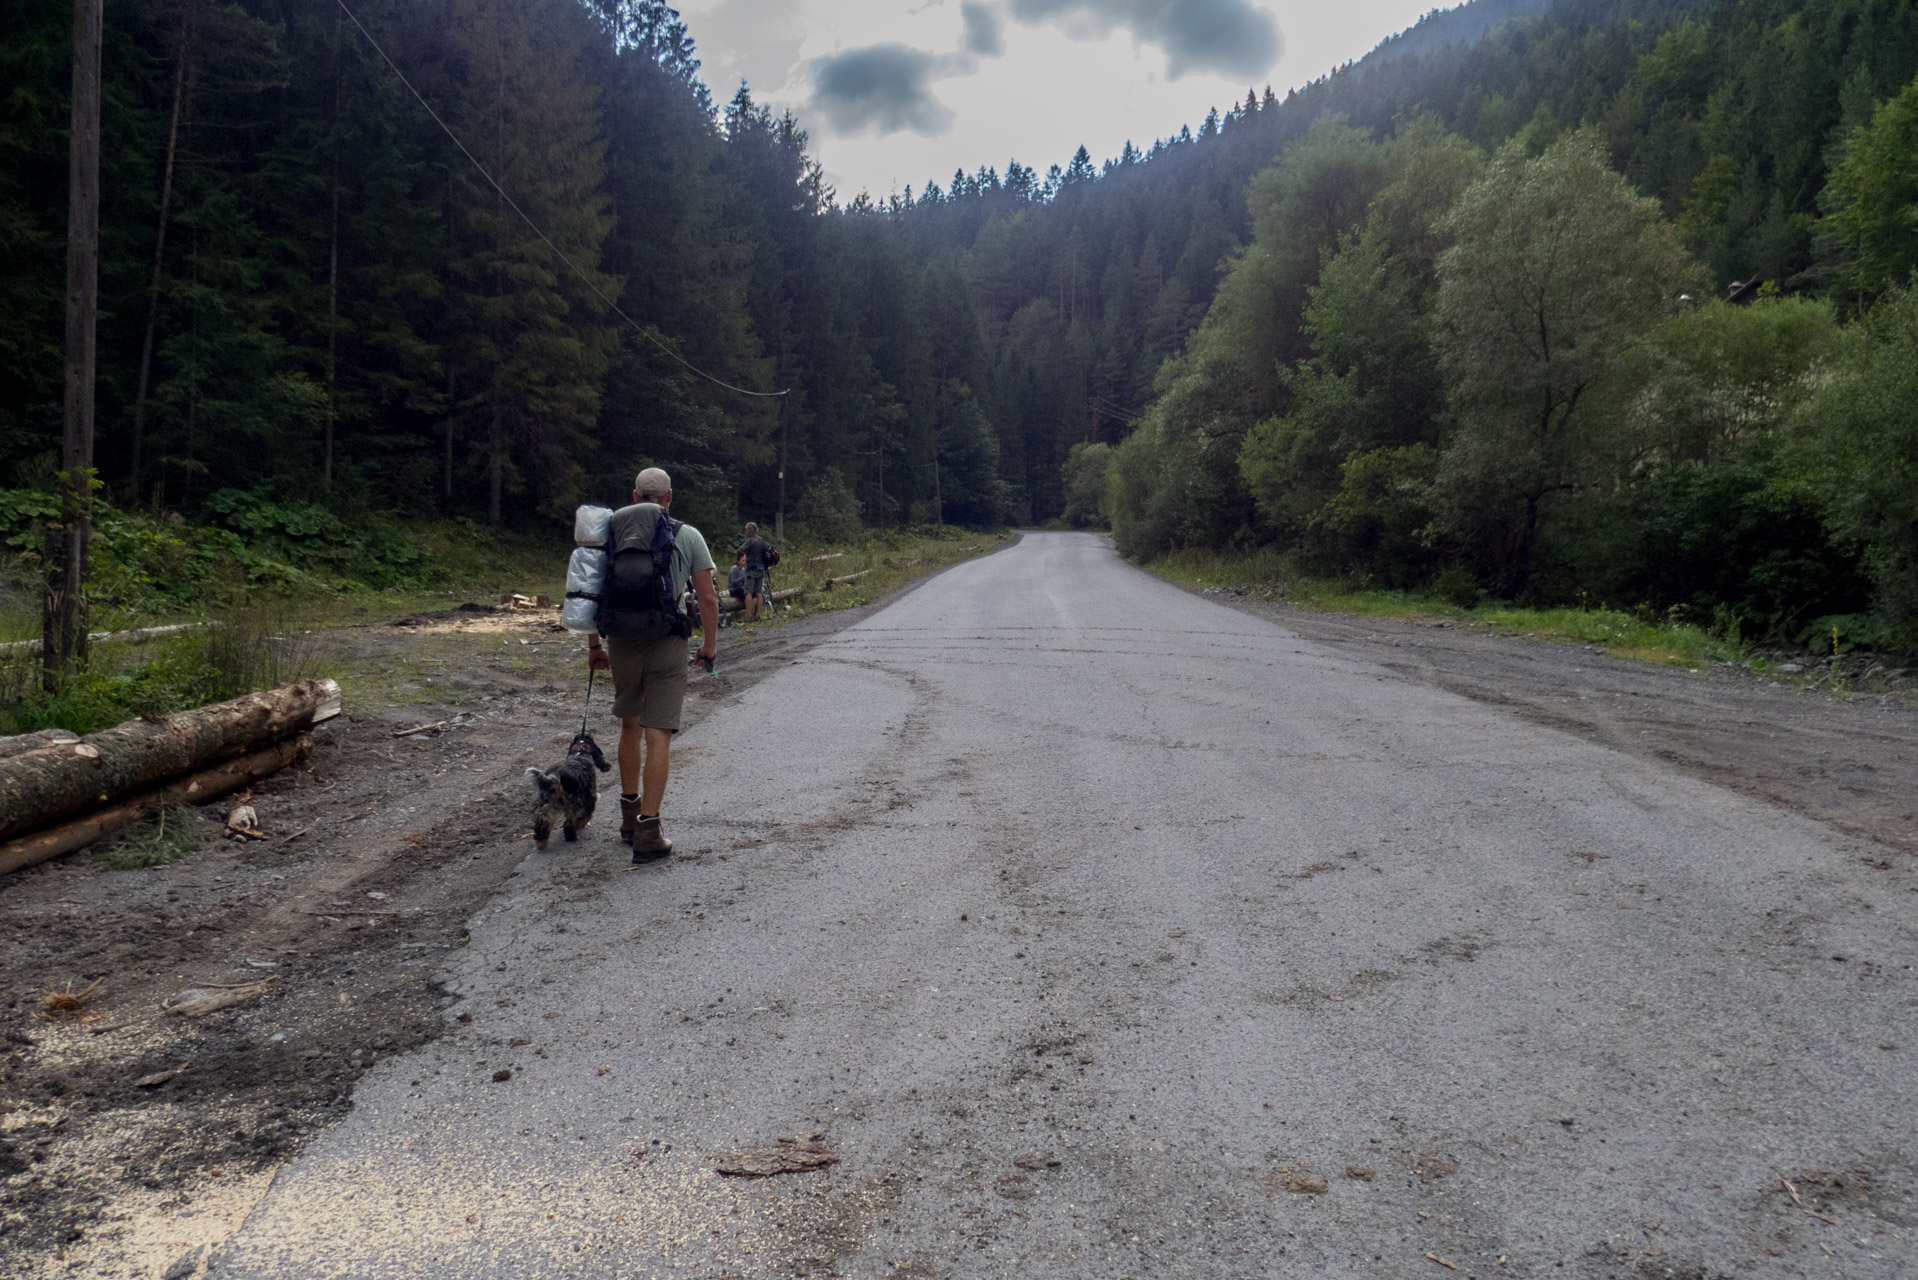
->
<box><xmin>99</xmin><ymin>806</ymin><xmax>202</xmax><ymax>870</ymax></box>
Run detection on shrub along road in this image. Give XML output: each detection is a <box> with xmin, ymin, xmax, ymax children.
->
<box><xmin>205</xmin><ymin>531</ymin><xmax>1916</xmax><ymax>1278</ymax></box>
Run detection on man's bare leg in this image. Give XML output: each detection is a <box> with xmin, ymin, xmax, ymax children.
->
<box><xmin>640</xmin><ymin>726</ymin><xmax>672</xmax><ymax>816</ymax></box>
<box><xmin>618</xmin><ymin>717</ymin><xmax>645</xmax><ymax>796</ymax></box>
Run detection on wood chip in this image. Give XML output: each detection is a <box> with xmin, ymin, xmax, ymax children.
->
<box><xmin>1425</xmin><ymin>1253</ymin><xmax>1460</xmax><ymax>1271</ymax></box>
<box><xmin>392</xmin><ymin>720</ymin><xmax>448</xmax><ymax>738</ymax></box>
<box><xmin>87</xmin><ymin>1017</ymin><xmax>147</xmax><ymax>1036</ymax></box>
<box><xmin>1803</xmin><ymin>1209</ymin><xmax>1835</xmax><ymax>1225</ymax></box>
<box><xmin>134</xmin><ymin>1065</ymin><xmax>187</xmax><ymax>1088</ymax></box>
<box><xmin>166</xmin><ymin>979</ymin><xmax>276</xmax><ymax>1018</ymax></box>
<box><xmin>714</xmin><ymin>1137</ymin><xmax>838</xmax><ymax>1177</ymax></box>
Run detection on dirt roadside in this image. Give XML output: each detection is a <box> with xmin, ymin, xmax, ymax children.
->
<box><xmin>1198</xmin><ymin>587</ymin><xmax>1918</xmax><ymax>855</ymax></box>
<box><xmin>0</xmin><ymin>585</ymin><xmax>918</xmax><ymax>1280</ymax></box>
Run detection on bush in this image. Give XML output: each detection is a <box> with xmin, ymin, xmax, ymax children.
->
<box><xmin>793</xmin><ymin>471</ymin><xmax>863</xmax><ymax>543</ymax></box>
<box><xmin>1432</xmin><ymin>565</ymin><xmax>1479</xmax><ymax>609</ymax></box>
<box><xmin>0</xmin><ymin>486</ymin><xmax>560</xmax><ymax>621</ymax></box>
<box><xmin>1060</xmin><ymin>443</ymin><xmax>1111</xmax><ymax>528</ymax></box>
<box><xmin>1794</xmin><ymin>286</ymin><xmax>1918</xmax><ymax>653</ymax></box>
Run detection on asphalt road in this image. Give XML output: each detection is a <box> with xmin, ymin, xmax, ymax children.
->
<box><xmin>212</xmin><ymin>532</ymin><xmax>1918</xmax><ymax>1279</ymax></box>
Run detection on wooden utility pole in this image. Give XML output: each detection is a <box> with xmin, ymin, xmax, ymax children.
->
<box><xmin>45</xmin><ymin>0</ymin><xmax>102</xmax><ymax>689</ymax></box>
<box><xmin>774</xmin><ymin>396</ymin><xmax>788</xmax><ymax>548</ymax></box>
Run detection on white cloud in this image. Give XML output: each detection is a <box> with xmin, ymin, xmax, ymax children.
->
<box><xmin>1008</xmin><ymin>0</ymin><xmax>1282</xmax><ymax>80</ymax></box>
<box><xmin>673</xmin><ymin>0</ymin><xmax>1452</xmax><ymax>195</ymax></box>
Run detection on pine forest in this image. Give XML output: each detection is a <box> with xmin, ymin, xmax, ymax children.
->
<box><xmin>5</xmin><ymin>0</ymin><xmax>1918</xmax><ymax>661</ymax></box>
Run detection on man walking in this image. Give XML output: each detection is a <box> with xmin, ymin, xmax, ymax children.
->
<box><xmin>587</xmin><ymin>468</ymin><xmax>718</xmax><ymax>863</ymax></box>
<box><xmin>738</xmin><ymin>521</ymin><xmax>774</xmax><ymax>622</ymax></box>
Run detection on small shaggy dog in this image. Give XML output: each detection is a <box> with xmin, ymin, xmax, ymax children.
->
<box><xmin>525</xmin><ymin>731</ymin><xmax>611</xmax><ymax>849</ymax></box>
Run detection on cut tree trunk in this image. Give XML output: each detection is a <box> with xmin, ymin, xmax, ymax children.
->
<box><xmin>716</xmin><ymin>587</ymin><xmax>803</xmax><ymax>615</ymax></box>
<box><xmin>0</xmin><ymin>734</ymin><xmax>311</xmax><ymax>877</ymax></box>
<box><xmin>0</xmin><ymin>729</ymin><xmax>81</xmax><ymax>763</ymax></box>
<box><xmin>0</xmin><ymin>679</ymin><xmax>338</xmax><ymax>842</ymax></box>
<box><xmin>0</xmin><ymin>620</ymin><xmax>203</xmax><ymax>654</ymax></box>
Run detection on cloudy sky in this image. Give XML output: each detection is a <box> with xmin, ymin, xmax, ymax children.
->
<box><xmin>672</xmin><ymin>0</ymin><xmax>1448</xmax><ymax>198</ymax></box>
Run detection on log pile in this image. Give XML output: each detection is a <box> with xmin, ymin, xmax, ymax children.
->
<box><xmin>0</xmin><ymin>678</ymin><xmax>340</xmax><ymax>877</ymax></box>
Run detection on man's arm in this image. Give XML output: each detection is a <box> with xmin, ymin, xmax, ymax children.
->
<box><xmin>692</xmin><ymin>568</ymin><xmax>719</xmax><ymax>660</ymax></box>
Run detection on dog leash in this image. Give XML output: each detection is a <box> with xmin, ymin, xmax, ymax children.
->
<box><xmin>579</xmin><ymin>664</ymin><xmax>595</xmax><ymax>739</ymax></box>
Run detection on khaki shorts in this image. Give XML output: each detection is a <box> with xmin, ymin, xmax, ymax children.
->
<box><xmin>606</xmin><ymin>632</ymin><xmax>688</xmax><ymax>731</ymax></box>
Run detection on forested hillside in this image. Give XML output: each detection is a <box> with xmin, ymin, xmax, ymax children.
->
<box><xmin>4</xmin><ymin>0</ymin><xmax>1917</xmax><ymax>647</ymax></box>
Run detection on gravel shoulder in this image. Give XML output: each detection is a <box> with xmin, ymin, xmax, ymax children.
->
<box><xmin>1193</xmin><ymin>590</ymin><xmax>1918</xmax><ymax>856</ymax></box>
<box><xmin>0</xmin><ymin>578</ymin><xmax>944</xmax><ymax>1279</ymax></box>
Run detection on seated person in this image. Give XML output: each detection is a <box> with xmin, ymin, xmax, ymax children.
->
<box><xmin>727</xmin><ymin>553</ymin><xmax>747</xmax><ymax>602</ymax></box>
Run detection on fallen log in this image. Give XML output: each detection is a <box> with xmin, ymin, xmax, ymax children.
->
<box><xmin>0</xmin><ymin>728</ymin><xmax>81</xmax><ymax>763</ymax></box>
<box><xmin>0</xmin><ymin>621</ymin><xmax>204</xmax><ymax>655</ymax></box>
<box><xmin>0</xmin><ymin>735</ymin><xmax>312</xmax><ymax>877</ymax></box>
<box><xmin>823</xmin><ymin>569</ymin><xmax>873</xmax><ymax>589</ymax></box>
<box><xmin>0</xmin><ymin>679</ymin><xmax>338</xmax><ymax>843</ymax></box>
<box><xmin>715</xmin><ymin>587</ymin><xmax>804</xmax><ymax>615</ymax></box>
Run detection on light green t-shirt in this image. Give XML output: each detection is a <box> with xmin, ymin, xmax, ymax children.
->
<box><xmin>669</xmin><ymin>521</ymin><xmax>716</xmax><ymax>598</ymax></box>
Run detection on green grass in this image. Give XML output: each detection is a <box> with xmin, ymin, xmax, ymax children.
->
<box><xmin>1146</xmin><ymin>547</ymin><xmax>1735</xmax><ymax>668</ymax></box>
<box><xmin>97</xmin><ymin>806</ymin><xmax>202</xmax><ymax>870</ymax></box>
<box><xmin>0</xmin><ymin>522</ymin><xmax>1014</xmax><ymax>734</ymax></box>
<box><xmin>0</xmin><ymin>518</ymin><xmax>565</xmax><ymax>735</ymax></box>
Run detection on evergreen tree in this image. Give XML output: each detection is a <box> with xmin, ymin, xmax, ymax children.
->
<box><xmin>439</xmin><ymin>0</ymin><xmax>617</xmax><ymax>524</ymax></box>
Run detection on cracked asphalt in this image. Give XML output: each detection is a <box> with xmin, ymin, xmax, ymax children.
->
<box><xmin>211</xmin><ymin>531</ymin><xmax>1918</xmax><ymax>1279</ymax></box>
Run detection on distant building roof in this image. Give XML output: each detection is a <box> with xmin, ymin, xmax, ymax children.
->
<box><xmin>1726</xmin><ymin>277</ymin><xmax>1765</xmax><ymax>306</ymax></box>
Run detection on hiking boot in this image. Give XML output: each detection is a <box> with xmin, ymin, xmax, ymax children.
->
<box><xmin>618</xmin><ymin>795</ymin><xmax>641</xmax><ymax>843</ymax></box>
<box><xmin>631</xmin><ymin>815</ymin><xmax>673</xmax><ymax>864</ymax></box>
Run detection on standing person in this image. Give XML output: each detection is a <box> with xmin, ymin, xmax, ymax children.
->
<box><xmin>737</xmin><ymin>521</ymin><xmax>774</xmax><ymax>622</ymax></box>
<box><xmin>723</xmin><ymin>552</ymin><xmax>747</xmax><ymax>628</ymax></box>
<box><xmin>586</xmin><ymin>467</ymin><xmax>719</xmax><ymax>864</ymax></box>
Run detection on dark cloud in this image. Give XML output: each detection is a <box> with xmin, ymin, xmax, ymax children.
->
<box><xmin>961</xmin><ymin>1</ymin><xmax>1007</xmax><ymax>57</ymax></box>
<box><xmin>809</xmin><ymin>43</ymin><xmax>957</xmax><ymax>136</ymax></box>
<box><xmin>1007</xmin><ymin>0</ymin><xmax>1282</xmax><ymax>79</ymax></box>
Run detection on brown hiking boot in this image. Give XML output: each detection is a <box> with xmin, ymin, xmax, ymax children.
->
<box><xmin>618</xmin><ymin>795</ymin><xmax>641</xmax><ymax>843</ymax></box>
<box><xmin>631</xmin><ymin>815</ymin><xmax>673</xmax><ymax>864</ymax></box>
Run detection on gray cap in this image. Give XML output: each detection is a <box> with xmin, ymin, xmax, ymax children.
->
<box><xmin>634</xmin><ymin>467</ymin><xmax>671</xmax><ymax>501</ymax></box>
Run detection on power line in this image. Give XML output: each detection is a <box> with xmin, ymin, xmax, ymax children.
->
<box><xmin>332</xmin><ymin>0</ymin><xmax>788</xmax><ymax>399</ymax></box>
<box><xmin>1089</xmin><ymin>394</ymin><xmax>1146</xmax><ymax>425</ymax></box>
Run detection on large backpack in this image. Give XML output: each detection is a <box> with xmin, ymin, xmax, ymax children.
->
<box><xmin>598</xmin><ymin>503</ymin><xmax>690</xmax><ymax>641</ymax></box>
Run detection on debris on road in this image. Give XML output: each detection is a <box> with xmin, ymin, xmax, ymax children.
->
<box><xmin>1425</xmin><ymin>1252</ymin><xmax>1460</xmax><ymax>1270</ymax></box>
<box><xmin>226</xmin><ymin>802</ymin><xmax>266</xmax><ymax>839</ymax></box>
<box><xmin>134</xmin><ymin>1065</ymin><xmax>189</xmax><ymax>1089</ymax></box>
<box><xmin>42</xmin><ymin>978</ymin><xmax>103</xmax><ymax>1016</ymax></box>
<box><xmin>714</xmin><ymin>1135</ymin><xmax>838</xmax><ymax>1177</ymax></box>
<box><xmin>166</xmin><ymin>979</ymin><xmax>277</xmax><ymax>1018</ymax></box>
<box><xmin>1267</xmin><ymin>1167</ymin><xmax>1327</xmax><ymax>1195</ymax></box>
